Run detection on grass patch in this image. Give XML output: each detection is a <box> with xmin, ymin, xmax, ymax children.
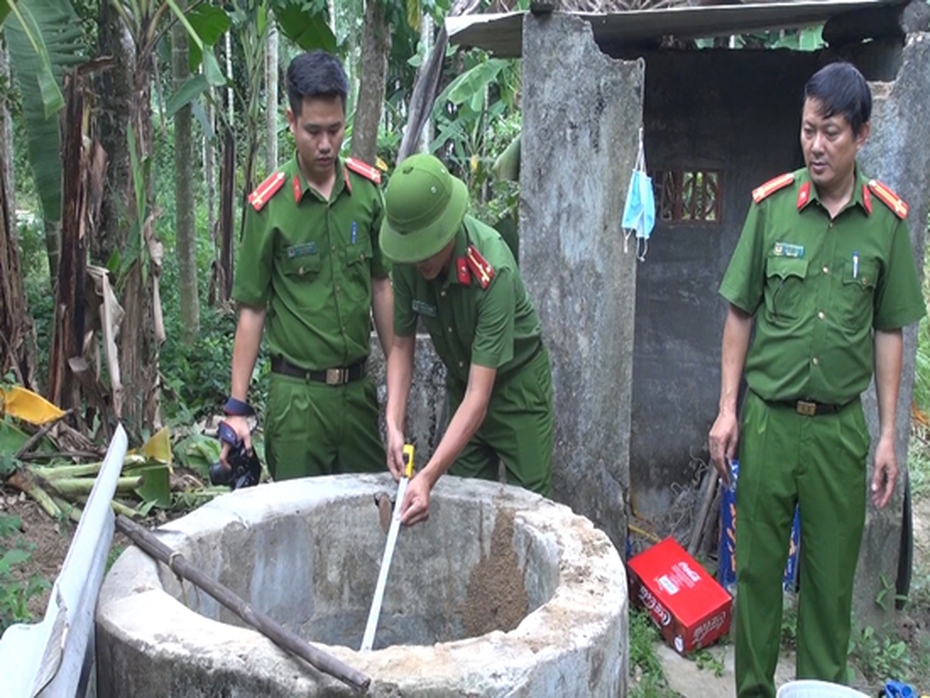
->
<box><xmin>629</xmin><ymin>607</ymin><xmax>682</xmax><ymax>698</ymax></box>
<box><xmin>0</xmin><ymin>514</ymin><xmax>51</xmax><ymax>634</ymax></box>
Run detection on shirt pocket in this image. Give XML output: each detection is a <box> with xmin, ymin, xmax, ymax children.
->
<box><xmin>343</xmin><ymin>237</ymin><xmax>373</xmax><ymax>303</ymax></box>
<box><xmin>763</xmin><ymin>256</ymin><xmax>809</xmax><ymax>323</ymax></box>
<box><xmin>278</xmin><ymin>246</ymin><xmax>323</xmax><ymax>303</ymax></box>
<box><xmin>278</xmin><ymin>245</ymin><xmax>323</xmax><ymax>283</ymax></box>
<box><xmin>840</xmin><ymin>257</ymin><xmax>877</xmax><ymax>327</ymax></box>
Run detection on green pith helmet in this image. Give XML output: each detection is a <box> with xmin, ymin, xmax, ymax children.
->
<box><xmin>380</xmin><ymin>154</ymin><xmax>469</xmax><ymax>264</ymax></box>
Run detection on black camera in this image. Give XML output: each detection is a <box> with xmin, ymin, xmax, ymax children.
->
<box><xmin>210</xmin><ymin>421</ymin><xmax>262</xmax><ymax>490</ymax></box>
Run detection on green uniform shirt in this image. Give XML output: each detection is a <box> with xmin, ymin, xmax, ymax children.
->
<box><xmin>232</xmin><ymin>154</ymin><xmax>390</xmax><ymax>370</ymax></box>
<box><xmin>393</xmin><ymin>215</ymin><xmax>542</xmax><ymax>384</ymax></box>
<box><xmin>720</xmin><ymin>166</ymin><xmax>925</xmax><ymax>403</ymax></box>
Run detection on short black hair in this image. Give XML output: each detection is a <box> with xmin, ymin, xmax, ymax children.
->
<box><xmin>803</xmin><ymin>62</ymin><xmax>871</xmax><ymax>136</ymax></box>
<box><xmin>286</xmin><ymin>50</ymin><xmax>348</xmax><ymax>116</ymax></box>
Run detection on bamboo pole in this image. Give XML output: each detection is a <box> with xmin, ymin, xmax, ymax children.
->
<box><xmin>115</xmin><ymin>515</ymin><xmax>371</xmax><ymax>693</ymax></box>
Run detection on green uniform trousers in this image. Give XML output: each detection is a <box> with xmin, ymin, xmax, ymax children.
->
<box><xmin>447</xmin><ymin>346</ymin><xmax>553</xmax><ymax>497</ymax></box>
<box><xmin>735</xmin><ymin>390</ymin><xmax>869</xmax><ymax>698</ymax></box>
<box><xmin>264</xmin><ymin>372</ymin><xmax>385</xmax><ymax>480</ymax></box>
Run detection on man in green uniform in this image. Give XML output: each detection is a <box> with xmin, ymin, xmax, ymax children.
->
<box><xmin>220</xmin><ymin>50</ymin><xmax>393</xmax><ymax>480</ymax></box>
<box><xmin>380</xmin><ymin>154</ymin><xmax>553</xmax><ymax>526</ymax></box>
<box><xmin>709</xmin><ymin>62</ymin><xmax>925</xmax><ymax>697</ymax></box>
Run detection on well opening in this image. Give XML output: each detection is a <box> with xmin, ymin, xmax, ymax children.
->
<box><xmin>97</xmin><ymin>475</ymin><xmax>629</xmax><ymax>697</ymax></box>
<box><xmin>156</xmin><ymin>489</ymin><xmax>556</xmax><ymax>650</ymax></box>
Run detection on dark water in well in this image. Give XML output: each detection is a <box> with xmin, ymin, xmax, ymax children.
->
<box><xmin>300</xmin><ymin>610</ymin><xmax>467</xmax><ymax>650</ymax></box>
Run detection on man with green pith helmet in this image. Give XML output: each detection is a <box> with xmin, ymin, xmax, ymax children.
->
<box><xmin>381</xmin><ymin>154</ymin><xmax>553</xmax><ymax>526</ymax></box>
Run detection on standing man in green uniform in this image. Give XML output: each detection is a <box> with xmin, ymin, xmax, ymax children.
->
<box><xmin>220</xmin><ymin>50</ymin><xmax>394</xmax><ymax>479</ymax></box>
<box><xmin>709</xmin><ymin>62</ymin><xmax>925</xmax><ymax>697</ymax></box>
<box><xmin>380</xmin><ymin>154</ymin><xmax>553</xmax><ymax>526</ymax></box>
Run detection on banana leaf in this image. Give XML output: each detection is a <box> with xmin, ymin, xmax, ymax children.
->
<box><xmin>133</xmin><ymin>465</ymin><xmax>172</xmax><ymax>509</ymax></box>
<box><xmin>4</xmin><ymin>0</ymin><xmax>86</xmax><ymax>223</ymax></box>
<box><xmin>0</xmin><ymin>385</ymin><xmax>66</xmax><ymax>425</ymax></box>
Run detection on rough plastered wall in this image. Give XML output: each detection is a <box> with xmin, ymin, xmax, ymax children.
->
<box><xmin>628</xmin><ymin>48</ymin><xmax>817</xmax><ymax>523</ymax></box>
<box><xmin>519</xmin><ymin>11</ymin><xmax>642</xmax><ymax>551</ymax></box>
<box><xmin>847</xmin><ymin>32</ymin><xmax>930</xmax><ymax>629</ymax></box>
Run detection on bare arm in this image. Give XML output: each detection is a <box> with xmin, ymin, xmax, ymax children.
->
<box><xmin>221</xmin><ymin>305</ymin><xmax>266</xmax><ymax>462</ymax></box>
<box><xmin>872</xmin><ymin>328</ymin><xmax>903</xmax><ymax>508</ymax></box>
<box><xmin>708</xmin><ymin>304</ymin><xmax>754</xmax><ymax>482</ymax></box>
<box><xmin>401</xmin><ymin>364</ymin><xmax>497</xmax><ymax>525</ymax></box>
<box><xmin>371</xmin><ymin>275</ymin><xmax>395</xmax><ymax>358</ymax></box>
<box><xmin>385</xmin><ymin>333</ymin><xmax>416</xmax><ymax>478</ymax></box>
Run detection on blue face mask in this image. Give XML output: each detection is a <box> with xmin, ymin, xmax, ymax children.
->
<box><xmin>622</xmin><ymin>128</ymin><xmax>655</xmax><ymax>261</ymax></box>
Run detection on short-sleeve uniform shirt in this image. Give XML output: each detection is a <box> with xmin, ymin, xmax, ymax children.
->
<box><xmin>393</xmin><ymin>215</ymin><xmax>543</xmax><ymax>385</ymax></box>
<box><xmin>232</xmin><ymin>154</ymin><xmax>390</xmax><ymax>370</ymax></box>
<box><xmin>720</xmin><ymin>166</ymin><xmax>925</xmax><ymax>403</ymax></box>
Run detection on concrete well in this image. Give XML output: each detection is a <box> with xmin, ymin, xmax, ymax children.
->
<box><xmin>96</xmin><ymin>475</ymin><xmax>628</xmax><ymax>697</ymax></box>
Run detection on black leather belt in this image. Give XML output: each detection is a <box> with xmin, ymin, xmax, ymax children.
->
<box><xmin>777</xmin><ymin>399</ymin><xmax>850</xmax><ymax>417</ymax></box>
<box><xmin>271</xmin><ymin>356</ymin><xmax>366</xmax><ymax>385</ymax></box>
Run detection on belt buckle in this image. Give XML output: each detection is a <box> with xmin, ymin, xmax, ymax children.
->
<box><xmin>796</xmin><ymin>400</ymin><xmax>817</xmax><ymax>417</ymax></box>
<box><xmin>325</xmin><ymin>368</ymin><xmax>346</xmax><ymax>385</ymax></box>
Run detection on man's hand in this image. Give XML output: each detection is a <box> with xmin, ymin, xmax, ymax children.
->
<box><xmin>400</xmin><ymin>472</ymin><xmax>432</xmax><ymax>526</ymax></box>
<box><xmin>385</xmin><ymin>424</ymin><xmax>406</xmax><ymax>482</ymax></box>
<box><xmin>871</xmin><ymin>435</ymin><xmax>897</xmax><ymax>508</ymax></box>
<box><xmin>219</xmin><ymin>415</ymin><xmax>253</xmax><ymax>469</ymax></box>
<box><xmin>709</xmin><ymin>411</ymin><xmax>739</xmax><ymax>485</ymax></box>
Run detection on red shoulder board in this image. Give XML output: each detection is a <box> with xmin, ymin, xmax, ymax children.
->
<box><xmin>752</xmin><ymin>172</ymin><xmax>794</xmax><ymax>204</ymax></box>
<box><xmin>345</xmin><ymin>157</ymin><xmax>381</xmax><ymax>184</ymax></box>
<box><xmin>465</xmin><ymin>245</ymin><xmax>495</xmax><ymax>290</ymax></box>
<box><xmin>248</xmin><ymin>171</ymin><xmax>286</xmax><ymax>211</ymax></box>
<box><xmin>868</xmin><ymin>179</ymin><xmax>908</xmax><ymax>219</ymax></box>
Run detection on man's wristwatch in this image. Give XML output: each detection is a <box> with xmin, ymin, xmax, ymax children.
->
<box><xmin>224</xmin><ymin>397</ymin><xmax>255</xmax><ymax>416</ymax></box>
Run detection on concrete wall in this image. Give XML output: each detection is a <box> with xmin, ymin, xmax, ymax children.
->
<box><xmin>520</xmin><ymin>12</ymin><xmax>642</xmax><ymax>551</ymax></box>
<box><xmin>626</xmin><ymin>49</ymin><xmax>818</xmax><ymax>519</ymax></box>
<box><xmin>848</xmin><ymin>33</ymin><xmax>930</xmax><ymax>629</ymax></box>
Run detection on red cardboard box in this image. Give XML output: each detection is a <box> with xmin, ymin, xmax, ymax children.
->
<box><xmin>627</xmin><ymin>537</ymin><xmax>732</xmax><ymax>655</ymax></box>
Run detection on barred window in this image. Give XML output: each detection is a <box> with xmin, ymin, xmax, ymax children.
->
<box><xmin>651</xmin><ymin>170</ymin><xmax>722</xmax><ymax>223</ymax></box>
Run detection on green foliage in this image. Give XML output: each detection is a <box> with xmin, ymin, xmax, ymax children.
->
<box><xmin>693</xmin><ymin>647</ymin><xmax>726</xmax><ymax>677</ymax></box>
<box><xmin>847</xmin><ymin>623</ymin><xmax>911</xmax><ymax>683</ymax></box>
<box><xmin>628</xmin><ymin>607</ymin><xmax>680</xmax><ymax>698</ymax></box>
<box><xmin>780</xmin><ymin>596</ymin><xmax>798</xmax><ymax>651</ymax></box>
<box><xmin>4</xmin><ymin>0</ymin><xmax>87</xmax><ymax>223</ymax></box>
<box><xmin>0</xmin><ymin>515</ymin><xmax>51</xmax><ymax>634</ymax></box>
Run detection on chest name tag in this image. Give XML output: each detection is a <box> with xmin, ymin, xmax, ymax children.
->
<box><xmin>773</xmin><ymin>242</ymin><xmax>804</xmax><ymax>259</ymax></box>
<box><xmin>287</xmin><ymin>242</ymin><xmax>318</xmax><ymax>258</ymax></box>
<box><xmin>411</xmin><ymin>300</ymin><xmax>438</xmax><ymax>318</ymax></box>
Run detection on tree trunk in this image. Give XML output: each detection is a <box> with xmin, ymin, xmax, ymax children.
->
<box><xmin>264</xmin><ymin>22</ymin><xmax>279</xmax><ymax>176</ymax></box>
<box><xmin>172</xmin><ymin>6</ymin><xmax>200</xmax><ymax>344</ymax></box>
<box><xmin>204</xmin><ymin>81</ymin><xmax>216</xmax><ymax>306</ymax></box>
<box><xmin>93</xmin><ymin>2</ymin><xmax>135</xmax><ymax>268</ymax></box>
<box><xmin>0</xmin><ymin>45</ymin><xmax>36</xmax><ymax>388</ymax></box>
<box><xmin>93</xmin><ymin>4</ymin><xmax>163</xmax><ymax>434</ymax></box>
<box><xmin>215</xmin><ymin>127</ymin><xmax>236</xmax><ymax>304</ymax></box>
<box><xmin>353</xmin><ymin>0</ymin><xmax>391</xmax><ymax>164</ymax></box>
<box><xmin>0</xmin><ymin>46</ymin><xmax>15</xmax><ymax>229</ymax></box>
<box><xmin>48</xmin><ymin>72</ymin><xmax>86</xmax><ymax>414</ymax></box>
<box><xmin>0</xmin><ymin>162</ymin><xmax>36</xmax><ymax>388</ymax></box>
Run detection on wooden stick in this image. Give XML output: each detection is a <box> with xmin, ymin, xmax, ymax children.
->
<box><xmin>688</xmin><ymin>468</ymin><xmax>718</xmax><ymax>556</ymax></box>
<box><xmin>115</xmin><ymin>515</ymin><xmax>371</xmax><ymax>693</ymax></box>
<box><xmin>14</xmin><ymin>409</ymin><xmax>73</xmax><ymax>459</ymax></box>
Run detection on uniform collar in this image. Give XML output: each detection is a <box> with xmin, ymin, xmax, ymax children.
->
<box><xmin>443</xmin><ymin>224</ymin><xmax>471</xmax><ymax>288</ymax></box>
<box><xmin>289</xmin><ymin>153</ymin><xmax>348</xmax><ymax>203</ymax></box>
<box><xmin>796</xmin><ymin>165</ymin><xmax>872</xmax><ymax>216</ymax></box>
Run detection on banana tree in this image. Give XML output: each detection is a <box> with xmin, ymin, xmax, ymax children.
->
<box><xmin>1</xmin><ymin>0</ymin><xmax>83</xmax><ymax>388</ymax></box>
<box><xmin>4</xmin><ymin>0</ymin><xmax>85</xmax><ymax>281</ymax></box>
